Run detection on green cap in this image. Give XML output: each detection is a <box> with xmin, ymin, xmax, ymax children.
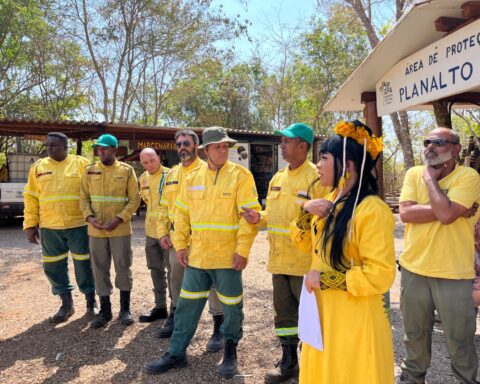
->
<box><xmin>274</xmin><ymin>123</ymin><xmax>314</xmax><ymax>145</ymax></box>
<box><xmin>199</xmin><ymin>127</ymin><xmax>237</xmax><ymax>149</ymax></box>
<box><xmin>93</xmin><ymin>134</ymin><xmax>118</xmax><ymax>148</ymax></box>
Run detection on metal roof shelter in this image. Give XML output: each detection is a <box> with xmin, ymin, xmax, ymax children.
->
<box><xmin>0</xmin><ymin>118</ymin><xmax>312</xmax><ymax>141</ymax></box>
<box><xmin>0</xmin><ymin>118</ymin><xmax>326</xmax><ymax>205</ymax></box>
<box><xmin>0</xmin><ymin>118</ymin><xmax>324</xmax><ymax>157</ymax></box>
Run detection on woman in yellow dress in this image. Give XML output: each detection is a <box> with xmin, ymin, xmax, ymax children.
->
<box><xmin>291</xmin><ymin>120</ymin><xmax>396</xmax><ymax>384</ymax></box>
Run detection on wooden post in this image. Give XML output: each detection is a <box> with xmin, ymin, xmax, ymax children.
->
<box><xmin>312</xmin><ymin>139</ymin><xmax>320</xmax><ymax>164</ymax></box>
<box><xmin>361</xmin><ymin>92</ymin><xmax>384</xmax><ymax>199</ymax></box>
<box><xmin>76</xmin><ymin>139</ymin><xmax>82</xmax><ymax>155</ymax></box>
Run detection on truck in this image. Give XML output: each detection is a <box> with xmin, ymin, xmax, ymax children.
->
<box><xmin>0</xmin><ymin>153</ymin><xmax>42</xmax><ymax>220</ymax></box>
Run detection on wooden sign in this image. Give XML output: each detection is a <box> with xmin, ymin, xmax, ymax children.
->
<box><xmin>24</xmin><ymin>135</ymin><xmax>47</xmax><ymax>141</ymax></box>
<box><xmin>135</xmin><ymin>141</ymin><xmax>176</xmax><ymax>151</ymax></box>
<box><xmin>376</xmin><ymin>18</ymin><xmax>480</xmax><ymax>115</ymax></box>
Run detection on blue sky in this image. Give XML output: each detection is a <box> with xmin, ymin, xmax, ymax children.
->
<box><xmin>214</xmin><ymin>0</ymin><xmax>317</xmax><ymax>59</ymax></box>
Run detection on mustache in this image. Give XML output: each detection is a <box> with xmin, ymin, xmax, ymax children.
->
<box><xmin>423</xmin><ymin>149</ymin><xmax>453</xmax><ymax>166</ymax></box>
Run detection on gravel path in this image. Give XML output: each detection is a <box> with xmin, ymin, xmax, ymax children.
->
<box><xmin>0</xmin><ymin>215</ymin><xmax>479</xmax><ymax>383</ymax></box>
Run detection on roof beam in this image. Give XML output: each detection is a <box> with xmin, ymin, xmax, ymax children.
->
<box><xmin>360</xmin><ymin>92</ymin><xmax>377</xmax><ymax>103</ymax></box>
<box><xmin>461</xmin><ymin>1</ymin><xmax>480</xmax><ymax>19</ymax></box>
<box><xmin>427</xmin><ymin>92</ymin><xmax>480</xmax><ymax>105</ymax></box>
<box><xmin>435</xmin><ymin>16</ymin><xmax>466</xmax><ymax>32</ymax></box>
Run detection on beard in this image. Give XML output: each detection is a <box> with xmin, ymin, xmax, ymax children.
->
<box><xmin>423</xmin><ymin>149</ymin><xmax>453</xmax><ymax>166</ymax></box>
<box><xmin>179</xmin><ymin>149</ymin><xmax>194</xmax><ymax>164</ymax></box>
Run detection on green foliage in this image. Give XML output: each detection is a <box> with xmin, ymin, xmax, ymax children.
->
<box><xmin>294</xmin><ymin>5</ymin><xmax>370</xmax><ymax>134</ymax></box>
<box><xmin>0</xmin><ymin>0</ymin><xmax>89</xmax><ymax>119</ymax></box>
<box><xmin>165</xmin><ymin>57</ymin><xmax>272</xmax><ymax>131</ymax></box>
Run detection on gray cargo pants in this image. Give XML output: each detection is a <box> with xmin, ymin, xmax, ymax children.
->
<box><xmin>89</xmin><ymin>235</ymin><xmax>133</xmax><ymax>296</ymax></box>
<box><xmin>400</xmin><ymin>268</ymin><xmax>478</xmax><ymax>384</ymax></box>
<box><xmin>145</xmin><ymin>236</ymin><xmax>169</xmax><ymax>309</ymax></box>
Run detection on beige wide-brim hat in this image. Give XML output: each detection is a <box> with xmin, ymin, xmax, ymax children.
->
<box><xmin>198</xmin><ymin>127</ymin><xmax>237</xmax><ymax>149</ymax></box>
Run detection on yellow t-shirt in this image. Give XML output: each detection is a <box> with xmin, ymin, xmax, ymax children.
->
<box><xmin>399</xmin><ymin>165</ymin><xmax>480</xmax><ymax>279</ymax></box>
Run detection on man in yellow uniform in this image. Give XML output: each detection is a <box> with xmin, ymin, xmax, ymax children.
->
<box><xmin>397</xmin><ymin>128</ymin><xmax>480</xmax><ymax>384</ymax></box>
<box><xmin>23</xmin><ymin>132</ymin><xmax>96</xmax><ymax>323</ymax></box>
<box><xmin>146</xmin><ymin>127</ymin><xmax>260</xmax><ymax>378</ymax></box>
<box><xmin>242</xmin><ymin>123</ymin><xmax>328</xmax><ymax>383</ymax></box>
<box><xmin>137</xmin><ymin>148</ymin><xmax>170</xmax><ymax>322</ymax></box>
<box><xmin>155</xmin><ymin>129</ymin><xmax>224</xmax><ymax>352</ymax></box>
<box><xmin>79</xmin><ymin>134</ymin><xmax>140</xmax><ymax>329</ymax></box>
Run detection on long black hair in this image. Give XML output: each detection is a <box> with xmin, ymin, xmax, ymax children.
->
<box><xmin>319</xmin><ymin>121</ymin><xmax>379</xmax><ymax>271</ymax></box>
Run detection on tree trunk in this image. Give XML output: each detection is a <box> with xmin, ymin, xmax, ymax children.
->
<box><xmin>432</xmin><ymin>100</ymin><xmax>452</xmax><ymax>128</ymax></box>
<box><xmin>390</xmin><ymin>111</ymin><xmax>415</xmax><ymax>169</ymax></box>
<box><xmin>345</xmin><ymin>0</ymin><xmax>415</xmax><ymax>169</ymax></box>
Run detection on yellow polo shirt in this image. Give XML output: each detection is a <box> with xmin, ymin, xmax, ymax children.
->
<box><xmin>399</xmin><ymin>165</ymin><xmax>480</xmax><ymax>279</ymax></box>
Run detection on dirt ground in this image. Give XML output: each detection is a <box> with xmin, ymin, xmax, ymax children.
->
<box><xmin>0</xmin><ymin>215</ymin><xmax>479</xmax><ymax>384</ymax></box>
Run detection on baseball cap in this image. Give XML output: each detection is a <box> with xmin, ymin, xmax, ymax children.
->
<box><xmin>93</xmin><ymin>134</ymin><xmax>118</xmax><ymax>148</ymax></box>
<box><xmin>198</xmin><ymin>127</ymin><xmax>237</xmax><ymax>149</ymax></box>
<box><xmin>274</xmin><ymin>123</ymin><xmax>314</xmax><ymax>145</ymax></box>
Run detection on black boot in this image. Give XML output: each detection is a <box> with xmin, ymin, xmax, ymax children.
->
<box><xmin>206</xmin><ymin>314</ymin><xmax>224</xmax><ymax>352</ymax></box>
<box><xmin>119</xmin><ymin>290</ymin><xmax>134</xmax><ymax>326</ymax></box>
<box><xmin>156</xmin><ymin>307</ymin><xmax>175</xmax><ymax>338</ymax></box>
<box><xmin>218</xmin><ymin>339</ymin><xmax>238</xmax><ymax>379</ymax></box>
<box><xmin>145</xmin><ymin>351</ymin><xmax>188</xmax><ymax>374</ymax></box>
<box><xmin>139</xmin><ymin>307</ymin><xmax>168</xmax><ymax>323</ymax></box>
<box><xmin>50</xmin><ymin>292</ymin><xmax>74</xmax><ymax>323</ymax></box>
<box><xmin>85</xmin><ymin>292</ymin><xmax>98</xmax><ymax>317</ymax></box>
<box><xmin>264</xmin><ymin>342</ymin><xmax>299</xmax><ymax>383</ymax></box>
<box><xmin>91</xmin><ymin>296</ymin><xmax>112</xmax><ymax>329</ymax></box>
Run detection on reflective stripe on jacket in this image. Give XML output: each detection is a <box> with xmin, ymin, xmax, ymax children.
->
<box><xmin>172</xmin><ymin>160</ymin><xmax>261</xmax><ymax>269</ymax></box>
<box><xmin>156</xmin><ymin>157</ymin><xmax>204</xmax><ymax>239</ymax></box>
<box><xmin>139</xmin><ymin>166</ymin><xmax>169</xmax><ymax>239</ymax></box>
<box><xmin>79</xmin><ymin>160</ymin><xmax>140</xmax><ymax>237</ymax></box>
<box><xmin>23</xmin><ymin>155</ymin><xmax>89</xmax><ymax>230</ymax></box>
<box><xmin>261</xmin><ymin>160</ymin><xmax>329</xmax><ymax>276</ymax></box>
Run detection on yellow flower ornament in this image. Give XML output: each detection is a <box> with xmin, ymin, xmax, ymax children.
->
<box><xmin>334</xmin><ymin>121</ymin><xmax>384</xmax><ymax>160</ymax></box>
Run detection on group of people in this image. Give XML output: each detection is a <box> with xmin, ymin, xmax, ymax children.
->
<box><xmin>22</xmin><ymin>121</ymin><xmax>480</xmax><ymax>383</ymax></box>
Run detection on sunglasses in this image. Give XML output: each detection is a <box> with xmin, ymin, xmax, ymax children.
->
<box><xmin>176</xmin><ymin>140</ymin><xmax>192</xmax><ymax>148</ymax></box>
<box><xmin>423</xmin><ymin>138</ymin><xmax>458</xmax><ymax>148</ymax></box>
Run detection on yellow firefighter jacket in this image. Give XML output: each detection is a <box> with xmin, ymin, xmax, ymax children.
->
<box><xmin>172</xmin><ymin>160</ymin><xmax>261</xmax><ymax>269</ymax></box>
<box><xmin>79</xmin><ymin>160</ymin><xmax>140</xmax><ymax>237</ymax></box>
<box><xmin>260</xmin><ymin>160</ymin><xmax>329</xmax><ymax>276</ymax></box>
<box><xmin>157</xmin><ymin>157</ymin><xmax>204</xmax><ymax>239</ymax></box>
<box><xmin>139</xmin><ymin>166</ymin><xmax>169</xmax><ymax>239</ymax></box>
<box><xmin>23</xmin><ymin>155</ymin><xmax>89</xmax><ymax>230</ymax></box>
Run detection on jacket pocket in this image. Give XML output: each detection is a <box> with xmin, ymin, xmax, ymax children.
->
<box><xmin>164</xmin><ymin>183</ymin><xmax>178</xmax><ymax>198</ymax></box>
<box><xmin>37</xmin><ymin>173</ymin><xmax>55</xmax><ymax>193</ymax></box>
<box><xmin>267</xmin><ymin>190</ymin><xmax>280</xmax><ymax>200</ymax></box>
<box><xmin>187</xmin><ymin>186</ymin><xmax>205</xmax><ymax>200</ymax></box>
<box><xmin>293</xmin><ymin>189</ymin><xmax>309</xmax><ymax>206</ymax></box>
<box><xmin>111</xmin><ymin>176</ymin><xmax>127</xmax><ymax>196</ymax></box>
<box><xmin>214</xmin><ymin>189</ymin><xmax>236</xmax><ymax>220</ymax></box>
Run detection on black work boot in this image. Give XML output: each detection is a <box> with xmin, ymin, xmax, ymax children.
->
<box><xmin>145</xmin><ymin>351</ymin><xmax>188</xmax><ymax>374</ymax></box>
<box><xmin>85</xmin><ymin>292</ymin><xmax>98</xmax><ymax>317</ymax></box>
<box><xmin>218</xmin><ymin>339</ymin><xmax>238</xmax><ymax>379</ymax></box>
<box><xmin>91</xmin><ymin>296</ymin><xmax>112</xmax><ymax>329</ymax></box>
<box><xmin>206</xmin><ymin>314</ymin><xmax>224</xmax><ymax>352</ymax></box>
<box><xmin>264</xmin><ymin>342</ymin><xmax>299</xmax><ymax>383</ymax></box>
<box><xmin>119</xmin><ymin>290</ymin><xmax>134</xmax><ymax>326</ymax></box>
<box><xmin>50</xmin><ymin>291</ymin><xmax>74</xmax><ymax>323</ymax></box>
<box><xmin>139</xmin><ymin>307</ymin><xmax>168</xmax><ymax>323</ymax></box>
<box><xmin>156</xmin><ymin>307</ymin><xmax>175</xmax><ymax>338</ymax></box>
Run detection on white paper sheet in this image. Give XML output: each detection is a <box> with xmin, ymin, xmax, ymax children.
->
<box><xmin>298</xmin><ymin>276</ymin><xmax>323</xmax><ymax>351</ymax></box>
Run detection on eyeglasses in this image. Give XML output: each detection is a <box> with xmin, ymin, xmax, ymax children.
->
<box><xmin>176</xmin><ymin>140</ymin><xmax>192</xmax><ymax>148</ymax></box>
<box><xmin>423</xmin><ymin>138</ymin><xmax>459</xmax><ymax>148</ymax></box>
